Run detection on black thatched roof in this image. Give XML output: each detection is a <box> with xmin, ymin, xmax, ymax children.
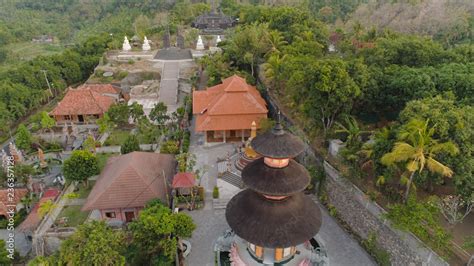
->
<box><xmin>242</xmin><ymin>158</ymin><xmax>310</xmax><ymax>196</ymax></box>
<box><xmin>251</xmin><ymin>122</ymin><xmax>305</xmax><ymax>159</ymax></box>
<box><xmin>226</xmin><ymin>189</ymin><xmax>322</xmax><ymax>248</ymax></box>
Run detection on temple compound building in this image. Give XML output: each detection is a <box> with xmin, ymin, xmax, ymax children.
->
<box><xmin>192</xmin><ymin>8</ymin><xmax>235</xmax><ymax>34</ymax></box>
<box><xmin>223</xmin><ymin>121</ymin><xmax>325</xmax><ymax>265</ymax></box>
<box><xmin>193</xmin><ymin>75</ymin><xmax>268</xmax><ymax>143</ymax></box>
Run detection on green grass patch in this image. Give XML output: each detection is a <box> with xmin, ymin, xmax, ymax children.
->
<box><xmin>96</xmin><ymin>153</ymin><xmax>118</xmax><ymax>171</ymax></box>
<box><xmin>103</xmin><ymin>129</ymin><xmax>131</xmax><ymax>146</ymax></box>
<box><xmin>56</xmin><ymin>205</ymin><xmax>89</xmax><ymax>227</ymax></box>
<box><xmin>75</xmin><ymin>180</ymin><xmax>96</xmax><ymax>199</ymax></box>
<box><xmin>0</xmin><ymin>42</ymin><xmax>64</xmax><ymax>71</ymax></box>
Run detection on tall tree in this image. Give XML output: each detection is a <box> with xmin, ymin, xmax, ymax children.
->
<box><xmin>120</xmin><ymin>135</ymin><xmax>140</xmax><ymax>154</ymax></box>
<box><xmin>15</xmin><ymin>124</ymin><xmax>32</xmax><ymax>151</ymax></box>
<box><xmin>129</xmin><ymin>102</ymin><xmax>144</xmax><ymax>123</ymax></box>
<box><xmin>285</xmin><ymin>58</ymin><xmax>360</xmax><ymax>133</ymax></box>
<box><xmin>58</xmin><ymin>221</ymin><xmax>126</xmax><ymax>266</ymax></box>
<box><xmin>381</xmin><ymin>119</ymin><xmax>459</xmax><ymax>202</ymax></box>
<box><xmin>40</xmin><ymin>111</ymin><xmax>56</xmax><ymax>140</ymax></box>
<box><xmin>128</xmin><ymin>200</ymin><xmax>195</xmax><ymax>263</ymax></box>
<box><xmin>107</xmin><ymin>103</ymin><xmax>129</xmax><ymax>127</ymax></box>
<box><xmin>63</xmin><ymin>150</ymin><xmax>99</xmax><ymax>187</ymax></box>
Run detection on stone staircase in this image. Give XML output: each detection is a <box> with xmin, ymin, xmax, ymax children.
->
<box><xmin>212</xmin><ymin>198</ymin><xmax>230</xmax><ymax>210</ymax></box>
<box><xmin>220</xmin><ymin>171</ymin><xmax>244</xmax><ymax>188</ymax></box>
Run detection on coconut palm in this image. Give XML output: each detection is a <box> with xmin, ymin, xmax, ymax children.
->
<box><xmin>335</xmin><ymin>115</ymin><xmax>370</xmax><ymax>148</ymax></box>
<box><xmin>265</xmin><ymin>30</ymin><xmax>287</xmax><ymax>57</ymax></box>
<box><xmin>381</xmin><ymin>119</ymin><xmax>458</xmax><ymax>202</ymax></box>
<box><xmin>263</xmin><ymin>53</ymin><xmax>286</xmax><ymax>91</ymax></box>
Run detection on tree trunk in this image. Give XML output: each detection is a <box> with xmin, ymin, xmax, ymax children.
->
<box><xmin>404</xmin><ymin>171</ymin><xmax>415</xmax><ymax>203</ymax></box>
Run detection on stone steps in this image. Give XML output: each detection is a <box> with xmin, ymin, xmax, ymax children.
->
<box><xmin>213</xmin><ymin>198</ymin><xmax>230</xmax><ymax>210</ymax></box>
<box><xmin>220</xmin><ymin>171</ymin><xmax>244</xmax><ymax>188</ymax></box>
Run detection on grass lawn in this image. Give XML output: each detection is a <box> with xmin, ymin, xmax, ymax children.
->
<box><xmin>103</xmin><ymin>129</ymin><xmax>131</xmax><ymax>146</ymax></box>
<box><xmin>56</xmin><ymin>205</ymin><xmax>89</xmax><ymax>227</ymax></box>
<box><xmin>74</xmin><ymin>180</ymin><xmax>96</xmax><ymax>199</ymax></box>
<box><xmin>96</xmin><ymin>153</ymin><xmax>118</xmax><ymax>171</ymax></box>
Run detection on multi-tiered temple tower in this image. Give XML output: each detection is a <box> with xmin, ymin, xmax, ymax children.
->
<box><xmin>226</xmin><ymin>121</ymin><xmax>322</xmax><ymax>265</ymax></box>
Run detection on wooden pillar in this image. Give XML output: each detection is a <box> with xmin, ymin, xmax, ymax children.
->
<box><xmin>223</xmin><ymin>130</ymin><xmax>226</xmax><ymax>143</ymax></box>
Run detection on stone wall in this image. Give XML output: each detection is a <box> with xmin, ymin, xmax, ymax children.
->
<box><xmin>261</xmin><ymin>90</ymin><xmax>448</xmax><ymax>266</ymax></box>
<box><xmin>324</xmin><ymin>162</ymin><xmax>447</xmax><ymax>266</ymax></box>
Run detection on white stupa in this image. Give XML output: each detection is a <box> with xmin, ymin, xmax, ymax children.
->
<box><xmin>122</xmin><ymin>36</ymin><xmax>131</xmax><ymax>51</ymax></box>
<box><xmin>196</xmin><ymin>35</ymin><xmax>205</xmax><ymax>50</ymax></box>
<box><xmin>216</xmin><ymin>35</ymin><xmax>222</xmax><ymax>45</ymax></box>
<box><xmin>142</xmin><ymin>36</ymin><xmax>151</xmax><ymax>51</ymax></box>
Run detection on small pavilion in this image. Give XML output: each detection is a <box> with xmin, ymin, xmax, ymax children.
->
<box><xmin>172</xmin><ymin>172</ymin><xmax>196</xmax><ymax>196</ymax></box>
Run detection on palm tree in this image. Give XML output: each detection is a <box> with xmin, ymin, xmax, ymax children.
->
<box><xmin>262</xmin><ymin>54</ymin><xmax>286</xmax><ymax>91</ymax></box>
<box><xmin>335</xmin><ymin>115</ymin><xmax>370</xmax><ymax>148</ymax></box>
<box><xmin>265</xmin><ymin>30</ymin><xmax>287</xmax><ymax>57</ymax></box>
<box><xmin>381</xmin><ymin>119</ymin><xmax>458</xmax><ymax>202</ymax></box>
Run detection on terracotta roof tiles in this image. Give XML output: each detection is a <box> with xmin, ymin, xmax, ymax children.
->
<box><xmin>0</xmin><ymin>188</ymin><xmax>28</xmax><ymax>217</ymax></box>
<box><xmin>82</xmin><ymin>152</ymin><xmax>176</xmax><ymax>211</ymax></box>
<box><xmin>50</xmin><ymin>84</ymin><xmax>119</xmax><ymax>116</ymax></box>
<box><xmin>193</xmin><ymin>75</ymin><xmax>268</xmax><ymax>131</ymax></box>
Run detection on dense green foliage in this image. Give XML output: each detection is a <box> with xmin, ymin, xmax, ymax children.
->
<box><xmin>128</xmin><ymin>200</ymin><xmax>196</xmax><ymax>263</ymax></box>
<box><xmin>59</xmin><ymin>221</ymin><xmax>126</xmax><ymax>265</ymax></box>
<box><xmin>121</xmin><ymin>135</ymin><xmax>141</xmax><ymax>154</ymax></box>
<box><xmin>385</xmin><ymin>196</ymin><xmax>451</xmax><ymax>253</ymax></box>
<box><xmin>63</xmin><ymin>150</ymin><xmax>99</xmax><ymax>186</ymax></box>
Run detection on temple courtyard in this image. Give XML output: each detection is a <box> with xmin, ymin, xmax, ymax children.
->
<box><xmin>185</xmin><ymin>119</ymin><xmax>375</xmax><ymax>266</ymax></box>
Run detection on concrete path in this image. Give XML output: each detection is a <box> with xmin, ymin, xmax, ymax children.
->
<box><xmin>184</xmin><ymin>202</ymin><xmax>374</xmax><ymax>266</ymax></box>
<box><xmin>185</xmin><ymin>118</ymin><xmax>375</xmax><ymax>266</ymax></box>
<box><xmin>159</xmin><ymin>62</ymin><xmax>180</xmax><ymax>113</ymax></box>
<box><xmin>0</xmin><ymin>229</ymin><xmax>31</xmax><ymax>257</ymax></box>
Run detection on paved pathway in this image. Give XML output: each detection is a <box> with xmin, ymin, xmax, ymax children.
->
<box><xmin>0</xmin><ymin>229</ymin><xmax>31</xmax><ymax>257</ymax></box>
<box><xmin>185</xmin><ymin>118</ymin><xmax>375</xmax><ymax>266</ymax></box>
<box><xmin>159</xmin><ymin>62</ymin><xmax>180</xmax><ymax>113</ymax></box>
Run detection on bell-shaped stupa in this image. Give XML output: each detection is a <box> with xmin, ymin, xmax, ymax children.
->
<box><xmin>122</xmin><ymin>36</ymin><xmax>131</xmax><ymax>51</ymax></box>
<box><xmin>142</xmin><ymin>36</ymin><xmax>151</xmax><ymax>51</ymax></box>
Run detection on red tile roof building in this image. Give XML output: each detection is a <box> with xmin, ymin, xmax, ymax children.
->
<box><xmin>18</xmin><ymin>188</ymin><xmax>60</xmax><ymax>233</ymax></box>
<box><xmin>193</xmin><ymin>75</ymin><xmax>268</xmax><ymax>142</ymax></box>
<box><xmin>50</xmin><ymin>84</ymin><xmax>121</xmax><ymax>124</ymax></box>
<box><xmin>82</xmin><ymin>152</ymin><xmax>176</xmax><ymax>223</ymax></box>
<box><xmin>0</xmin><ymin>188</ymin><xmax>28</xmax><ymax>218</ymax></box>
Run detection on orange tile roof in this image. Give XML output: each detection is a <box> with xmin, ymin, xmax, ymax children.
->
<box><xmin>50</xmin><ymin>84</ymin><xmax>119</xmax><ymax>116</ymax></box>
<box><xmin>172</xmin><ymin>173</ymin><xmax>195</xmax><ymax>188</ymax></box>
<box><xmin>0</xmin><ymin>188</ymin><xmax>28</xmax><ymax>217</ymax></box>
<box><xmin>17</xmin><ymin>188</ymin><xmax>60</xmax><ymax>232</ymax></box>
<box><xmin>82</xmin><ymin>152</ymin><xmax>176</xmax><ymax>211</ymax></box>
<box><xmin>193</xmin><ymin>75</ymin><xmax>268</xmax><ymax>131</ymax></box>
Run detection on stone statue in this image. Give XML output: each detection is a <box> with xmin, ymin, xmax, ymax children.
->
<box><xmin>38</xmin><ymin>148</ymin><xmax>47</xmax><ymax>169</ymax></box>
<box><xmin>122</xmin><ymin>36</ymin><xmax>131</xmax><ymax>51</ymax></box>
<box><xmin>216</xmin><ymin>35</ymin><xmax>222</xmax><ymax>45</ymax></box>
<box><xmin>142</xmin><ymin>36</ymin><xmax>151</xmax><ymax>51</ymax></box>
<box><xmin>196</xmin><ymin>35</ymin><xmax>205</xmax><ymax>50</ymax></box>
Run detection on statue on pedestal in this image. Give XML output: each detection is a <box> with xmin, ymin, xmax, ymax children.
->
<box><xmin>38</xmin><ymin>148</ymin><xmax>48</xmax><ymax>169</ymax></box>
<box><xmin>122</xmin><ymin>36</ymin><xmax>131</xmax><ymax>51</ymax></box>
<box><xmin>235</xmin><ymin>121</ymin><xmax>260</xmax><ymax>170</ymax></box>
<box><xmin>142</xmin><ymin>36</ymin><xmax>151</xmax><ymax>51</ymax></box>
<box><xmin>216</xmin><ymin>35</ymin><xmax>222</xmax><ymax>45</ymax></box>
<box><xmin>196</xmin><ymin>35</ymin><xmax>205</xmax><ymax>50</ymax></box>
